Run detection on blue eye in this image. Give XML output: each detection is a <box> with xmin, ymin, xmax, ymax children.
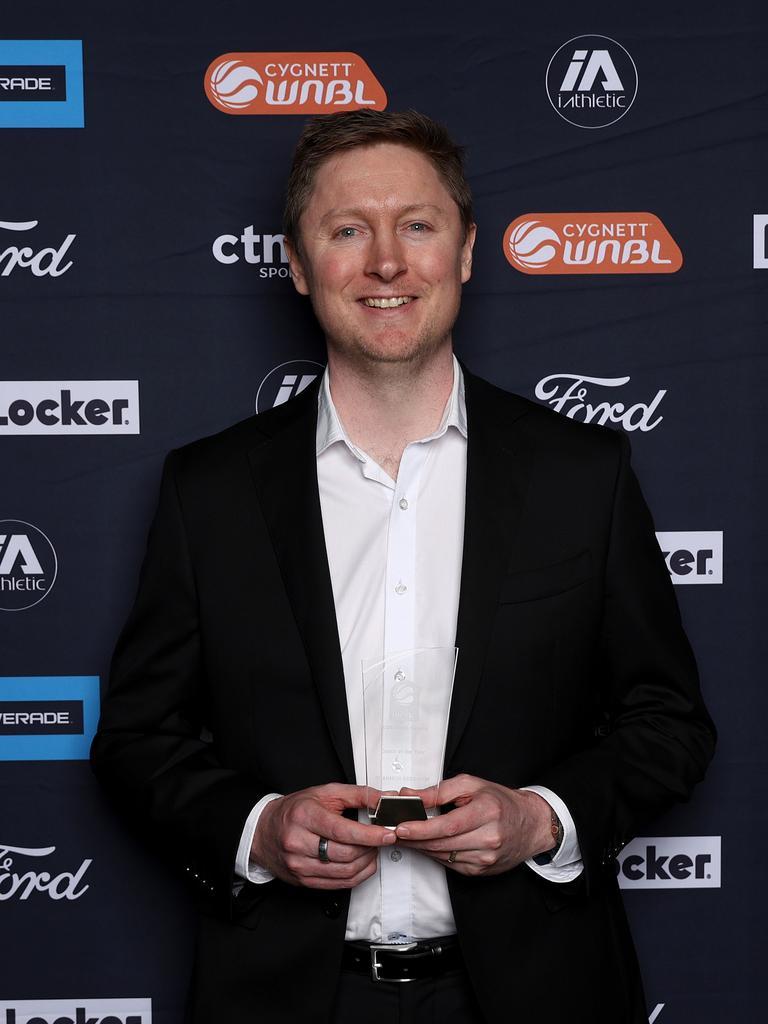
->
<box><xmin>337</xmin><ymin>227</ymin><xmax>358</xmax><ymax>238</ymax></box>
<box><xmin>409</xmin><ymin>222</ymin><xmax>428</xmax><ymax>232</ymax></box>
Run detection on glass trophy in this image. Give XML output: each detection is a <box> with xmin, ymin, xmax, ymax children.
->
<box><xmin>361</xmin><ymin>646</ymin><xmax>458</xmax><ymax>827</ymax></box>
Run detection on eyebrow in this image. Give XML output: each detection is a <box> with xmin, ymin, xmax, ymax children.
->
<box><xmin>318</xmin><ymin>203</ymin><xmax>446</xmax><ymax>226</ymax></box>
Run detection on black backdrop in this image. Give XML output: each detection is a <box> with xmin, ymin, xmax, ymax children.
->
<box><xmin>1</xmin><ymin>2</ymin><xmax>765</xmax><ymax>1022</ymax></box>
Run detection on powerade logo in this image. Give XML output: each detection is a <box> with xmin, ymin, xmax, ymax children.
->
<box><xmin>255</xmin><ymin>360</ymin><xmax>324</xmax><ymax>413</ymax></box>
<box><xmin>0</xmin><ymin>381</ymin><xmax>140</xmax><ymax>434</ymax></box>
<box><xmin>0</xmin><ymin>41</ymin><xmax>84</xmax><ymax>128</ymax></box>
<box><xmin>1</xmin><ymin>1000</ymin><xmax>151</xmax><ymax>1023</ymax></box>
<box><xmin>0</xmin><ymin>677</ymin><xmax>99</xmax><ymax>760</ymax></box>
<box><xmin>656</xmin><ymin>531</ymin><xmax>723</xmax><ymax>585</ymax></box>
<box><xmin>616</xmin><ymin>836</ymin><xmax>721</xmax><ymax>889</ymax></box>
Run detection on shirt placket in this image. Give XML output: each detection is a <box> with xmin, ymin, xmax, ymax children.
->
<box><xmin>379</xmin><ymin>440</ymin><xmax>430</xmax><ymax>943</ymax></box>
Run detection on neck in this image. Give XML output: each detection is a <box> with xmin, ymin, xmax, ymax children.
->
<box><xmin>326</xmin><ymin>343</ymin><xmax>455</xmax><ymax>480</ymax></box>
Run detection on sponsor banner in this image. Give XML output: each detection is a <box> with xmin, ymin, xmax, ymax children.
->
<box><xmin>204</xmin><ymin>52</ymin><xmax>386</xmax><ymax>114</ymax></box>
<box><xmin>0</xmin><ymin>1000</ymin><xmax>151</xmax><ymax>1023</ymax></box>
<box><xmin>546</xmin><ymin>34</ymin><xmax>637</xmax><ymax>129</ymax></box>
<box><xmin>504</xmin><ymin>214</ymin><xmax>682</xmax><ymax>274</ymax></box>
<box><xmin>753</xmin><ymin>214</ymin><xmax>768</xmax><ymax>268</ymax></box>
<box><xmin>0</xmin><ymin>219</ymin><xmax>76</xmax><ymax>277</ymax></box>
<box><xmin>0</xmin><ymin>381</ymin><xmax>139</xmax><ymax>435</ymax></box>
<box><xmin>212</xmin><ymin>227</ymin><xmax>290</xmax><ymax>278</ymax></box>
<box><xmin>256</xmin><ymin>360</ymin><xmax>324</xmax><ymax>413</ymax></box>
<box><xmin>0</xmin><ymin>842</ymin><xmax>93</xmax><ymax>901</ymax></box>
<box><xmin>656</xmin><ymin>531</ymin><xmax>723</xmax><ymax>584</ymax></box>
<box><xmin>0</xmin><ymin>677</ymin><xmax>99</xmax><ymax>760</ymax></box>
<box><xmin>616</xmin><ymin>836</ymin><xmax>721</xmax><ymax>889</ymax></box>
<box><xmin>0</xmin><ymin>40</ymin><xmax>84</xmax><ymax>128</ymax></box>
<box><xmin>534</xmin><ymin>373</ymin><xmax>666</xmax><ymax>432</ymax></box>
<box><xmin>0</xmin><ymin>521</ymin><xmax>57</xmax><ymax>611</ymax></box>
<box><xmin>648</xmin><ymin>1008</ymin><xmax>665</xmax><ymax>1024</ymax></box>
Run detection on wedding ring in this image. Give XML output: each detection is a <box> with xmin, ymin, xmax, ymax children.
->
<box><xmin>318</xmin><ymin>836</ymin><xmax>331</xmax><ymax>863</ymax></box>
<box><xmin>448</xmin><ymin>850</ymin><xmax>458</xmax><ymax>864</ymax></box>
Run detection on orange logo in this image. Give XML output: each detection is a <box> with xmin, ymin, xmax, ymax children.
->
<box><xmin>204</xmin><ymin>52</ymin><xmax>387</xmax><ymax>115</ymax></box>
<box><xmin>503</xmin><ymin>213</ymin><xmax>682</xmax><ymax>274</ymax></box>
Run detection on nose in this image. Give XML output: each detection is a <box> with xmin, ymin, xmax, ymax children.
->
<box><xmin>365</xmin><ymin>230</ymin><xmax>407</xmax><ymax>282</ymax></box>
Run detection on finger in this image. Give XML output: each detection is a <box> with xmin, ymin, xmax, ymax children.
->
<box><xmin>302</xmin><ymin>806</ymin><xmax>396</xmax><ymax>848</ymax></box>
<box><xmin>396</xmin><ymin>825</ymin><xmax>488</xmax><ymax>854</ymax></box>
<box><xmin>296</xmin><ymin>857</ymin><xmax>379</xmax><ymax>890</ymax></box>
<box><xmin>287</xmin><ymin>850</ymin><xmax>378</xmax><ymax>882</ymax></box>
<box><xmin>394</xmin><ymin>802</ymin><xmax>484</xmax><ymax>841</ymax></box>
<box><xmin>314</xmin><ymin>783</ymin><xmax>384</xmax><ymax>811</ymax></box>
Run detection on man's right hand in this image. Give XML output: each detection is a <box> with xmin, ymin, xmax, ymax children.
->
<box><xmin>250</xmin><ymin>783</ymin><xmax>396</xmax><ymax>889</ymax></box>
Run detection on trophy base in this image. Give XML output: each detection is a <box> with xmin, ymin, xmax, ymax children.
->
<box><xmin>371</xmin><ymin>795</ymin><xmax>428</xmax><ymax>828</ymax></box>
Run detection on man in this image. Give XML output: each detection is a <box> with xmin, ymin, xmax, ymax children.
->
<box><xmin>92</xmin><ymin>110</ymin><xmax>715</xmax><ymax>1024</ymax></box>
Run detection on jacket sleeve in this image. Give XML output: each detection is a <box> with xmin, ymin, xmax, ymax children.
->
<box><xmin>535</xmin><ymin>431</ymin><xmax>716</xmax><ymax>891</ymax></box>
<box><xmin>90</xmin><ymin>452</ymin><xmax>263</xmax><ymax>915</ymax></box>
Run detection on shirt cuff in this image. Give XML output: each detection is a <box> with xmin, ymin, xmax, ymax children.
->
<box><xmin>520</xmin><ymin>785</ymin><xmax>584</xmax><ymax>884</ymax></box>
<box><xmin>235</xmin><ymin>793</ymin><xmax>282</xmax><ymax>884</ymax></box>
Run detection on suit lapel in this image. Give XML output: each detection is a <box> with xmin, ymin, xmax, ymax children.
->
<box><xmin>246</xmin><ymin>385</ymin><xmax>356</xmax><ymax>783</ymax></box>
<box><xmin>446</xmin><ymin>372</ymin><xmax>533</xmax><ymax>766</ymax></box>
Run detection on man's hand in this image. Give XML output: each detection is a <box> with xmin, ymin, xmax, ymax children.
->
<box><xmin>394</xmin><ymin>775</ymin><xmax>556</xmax><ymax>876</ymax></box>
<box><xmin>250</xmin><ymin>783</ymin><xmax>396</xmax><ymax>889</ymax></box>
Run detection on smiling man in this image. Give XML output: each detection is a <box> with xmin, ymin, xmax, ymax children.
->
<box><xmin>92</xmin><ymin>110</ymin><xmax>715</xmax><ymax>1024</ymax></box>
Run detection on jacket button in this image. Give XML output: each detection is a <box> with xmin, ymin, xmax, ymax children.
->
<box><xmin>324</xmin><ymin>900</ymin><xmax>342</xmax><ymax>919</ymax></box>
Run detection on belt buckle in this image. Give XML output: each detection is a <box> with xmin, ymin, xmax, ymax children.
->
<box><xmin>370</xmin><ymin>941</ymin><xmax>419</xmax><ymax>983</ymax></box>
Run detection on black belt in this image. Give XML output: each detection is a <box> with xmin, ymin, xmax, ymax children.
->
<box><xmin>342</xmin><ymin>936</ymin><xmax>463</xmax><ymax>983</ymax></box>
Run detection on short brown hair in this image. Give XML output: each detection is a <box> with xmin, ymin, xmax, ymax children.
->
<box><xmin>283</xmin><ymin>109</ymin><xmax>474</xmax><ymax>249</ymax></box>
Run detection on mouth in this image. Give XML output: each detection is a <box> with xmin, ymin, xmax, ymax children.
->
<box><xmin>359</xmin><ymin>296</ymin><xmax>415</xmax><ymax>309</ymax></box>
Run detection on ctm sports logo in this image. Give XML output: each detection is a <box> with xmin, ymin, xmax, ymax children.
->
<box><xmin>504</xmin><ymin>214</ymin><xmax>682</xmax><ymax>274</ymax></box>
<box><xmin>0</xmin><ymin>40</ymin><xmax>84</xmax><ymax>128</ymax></box>
<box><xmin>0</xmin><ymin>676</ymin><xmax>99</xmax><ymax>759</ymax></box>
<box><xmin>205</xmin><ymin>52</ymin><xmax>386</xmax><ymax>114</ymax></box>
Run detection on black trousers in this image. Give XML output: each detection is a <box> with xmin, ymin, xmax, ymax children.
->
<box><xmin>332</xmin><ymin>966</ymin><xmax>486</xmax><ymax>1024</ymax></box>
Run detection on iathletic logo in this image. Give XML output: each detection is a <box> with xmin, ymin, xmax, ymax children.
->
<box><xmin>0</xmin><ymin>521</ymin><xmax>57</xmax><ymax>611</ymax></box>
<box><xmin>205</xmin><ymin>52</ymin><xmax>386</xmax><ymax>115</ymax></box>
<box><xmin>546</xmin><ymin>35</ymin><xmax>638</xmax><ymax>129</ymax></box>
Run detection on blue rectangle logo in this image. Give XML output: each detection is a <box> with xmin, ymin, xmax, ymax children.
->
<box><xmin>0</xmin><ymin>676</ymin><xmax>99</xmax><ymax>759</ymax></box>
<box><xmin>0</xmin><ymin>41</ymin><xmax>84</xmax><ymax>127</ymax></box>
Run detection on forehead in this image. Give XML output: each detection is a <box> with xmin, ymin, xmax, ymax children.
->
<box><xmin>305</xmin><ymin>142</ymin><xmax>457</xmax><ymax>220</ymax></box>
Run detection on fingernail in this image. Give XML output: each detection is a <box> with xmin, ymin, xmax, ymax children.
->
<box><xmin>396</xmin><ymin>826</ymin><xmax>410</xmax><ymax>837</ymax></box>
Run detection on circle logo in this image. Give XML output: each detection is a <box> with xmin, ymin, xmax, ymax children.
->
<box><xmin>546</xmin><ymin>35</ymin><xmax>638</xmax><ymax>129</ymax></box>
<box><xmin>0</xmin><ymin>519</ymin><xmax>58</xmax><ymax>611</ymax></box>
<box><xmin>209</xmin><ymin>60</ymin><xmax>264</xmax><ymax>110</ymax></box>
<box><xmin>255</xmin><ymin>360</ymin><xmax>325</xmax><ymax>414</ymax></box>
<box><xmin>506</xmin><ymin>220</ymin><xmax>561</xmax><ymax>270</ymax></box>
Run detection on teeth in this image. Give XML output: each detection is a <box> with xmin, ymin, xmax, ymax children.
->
<box><xmin>363</xmin><ymin>296</ymin><xmax>412</xmax><ymax>308</ymax></box>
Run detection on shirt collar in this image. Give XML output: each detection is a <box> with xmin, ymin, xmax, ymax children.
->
<box><xmin>316</xmin><ymin>354</ymin><xmax>467</xmax><ymax>459</ymax></box>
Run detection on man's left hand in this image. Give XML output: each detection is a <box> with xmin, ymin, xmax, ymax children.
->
<box><xmin>394</xmin><ymin>774</ymin><xmax>556</xmax><ymax>876</ymax></box>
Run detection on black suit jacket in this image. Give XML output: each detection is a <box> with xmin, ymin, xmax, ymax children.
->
<box><xmin>92</xmin><ymin>369</ymin><xmax>715</xmax><ymax>1024</ymax></box>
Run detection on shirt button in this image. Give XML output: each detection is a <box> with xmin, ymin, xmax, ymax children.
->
<box><xmin>394</xmin><ymin>582</ymin><xmax>407</xmax><ymax>595</ymax></box>
<box><xmin>390</xmin><ymin>849</ymin><xmax>403</xmax><ymax>863</ymax></box>
<box><xmin>394</xmin><ymin>669</ymin><xmax>406</xmax><ymax>682</ymax></box>
<box><xmin>399</xmin><ymin>497</ymin><xmax>409</xmax><ymax>510</ymax></box>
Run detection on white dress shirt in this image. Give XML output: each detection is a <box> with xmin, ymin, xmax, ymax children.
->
<box><xmin>236</xmin><ymin>357</ymin><xmax>583</xmax><ymax>941</ymax></box>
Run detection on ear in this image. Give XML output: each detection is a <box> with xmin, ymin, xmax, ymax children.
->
<box><xmin>460</xmin><ymin>223</ymin><xmax>477</xmax><ymax>284</ymax></box>
<box><xmin>284</xmin><ymin>236</ymin><xmax>310</xmax><ymax>295</ymax></box>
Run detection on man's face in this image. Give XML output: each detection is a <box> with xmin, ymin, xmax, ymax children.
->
<box><xmin>287</xmin><ymin>142</ymin><xmax>475</xmax><ymax>368</ymax></box>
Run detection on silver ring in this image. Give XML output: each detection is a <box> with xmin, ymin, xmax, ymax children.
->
<box><xmin>318</xmin><ymin>836</ymin><xmax>331</xmax><ymax>863</ymax></box>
